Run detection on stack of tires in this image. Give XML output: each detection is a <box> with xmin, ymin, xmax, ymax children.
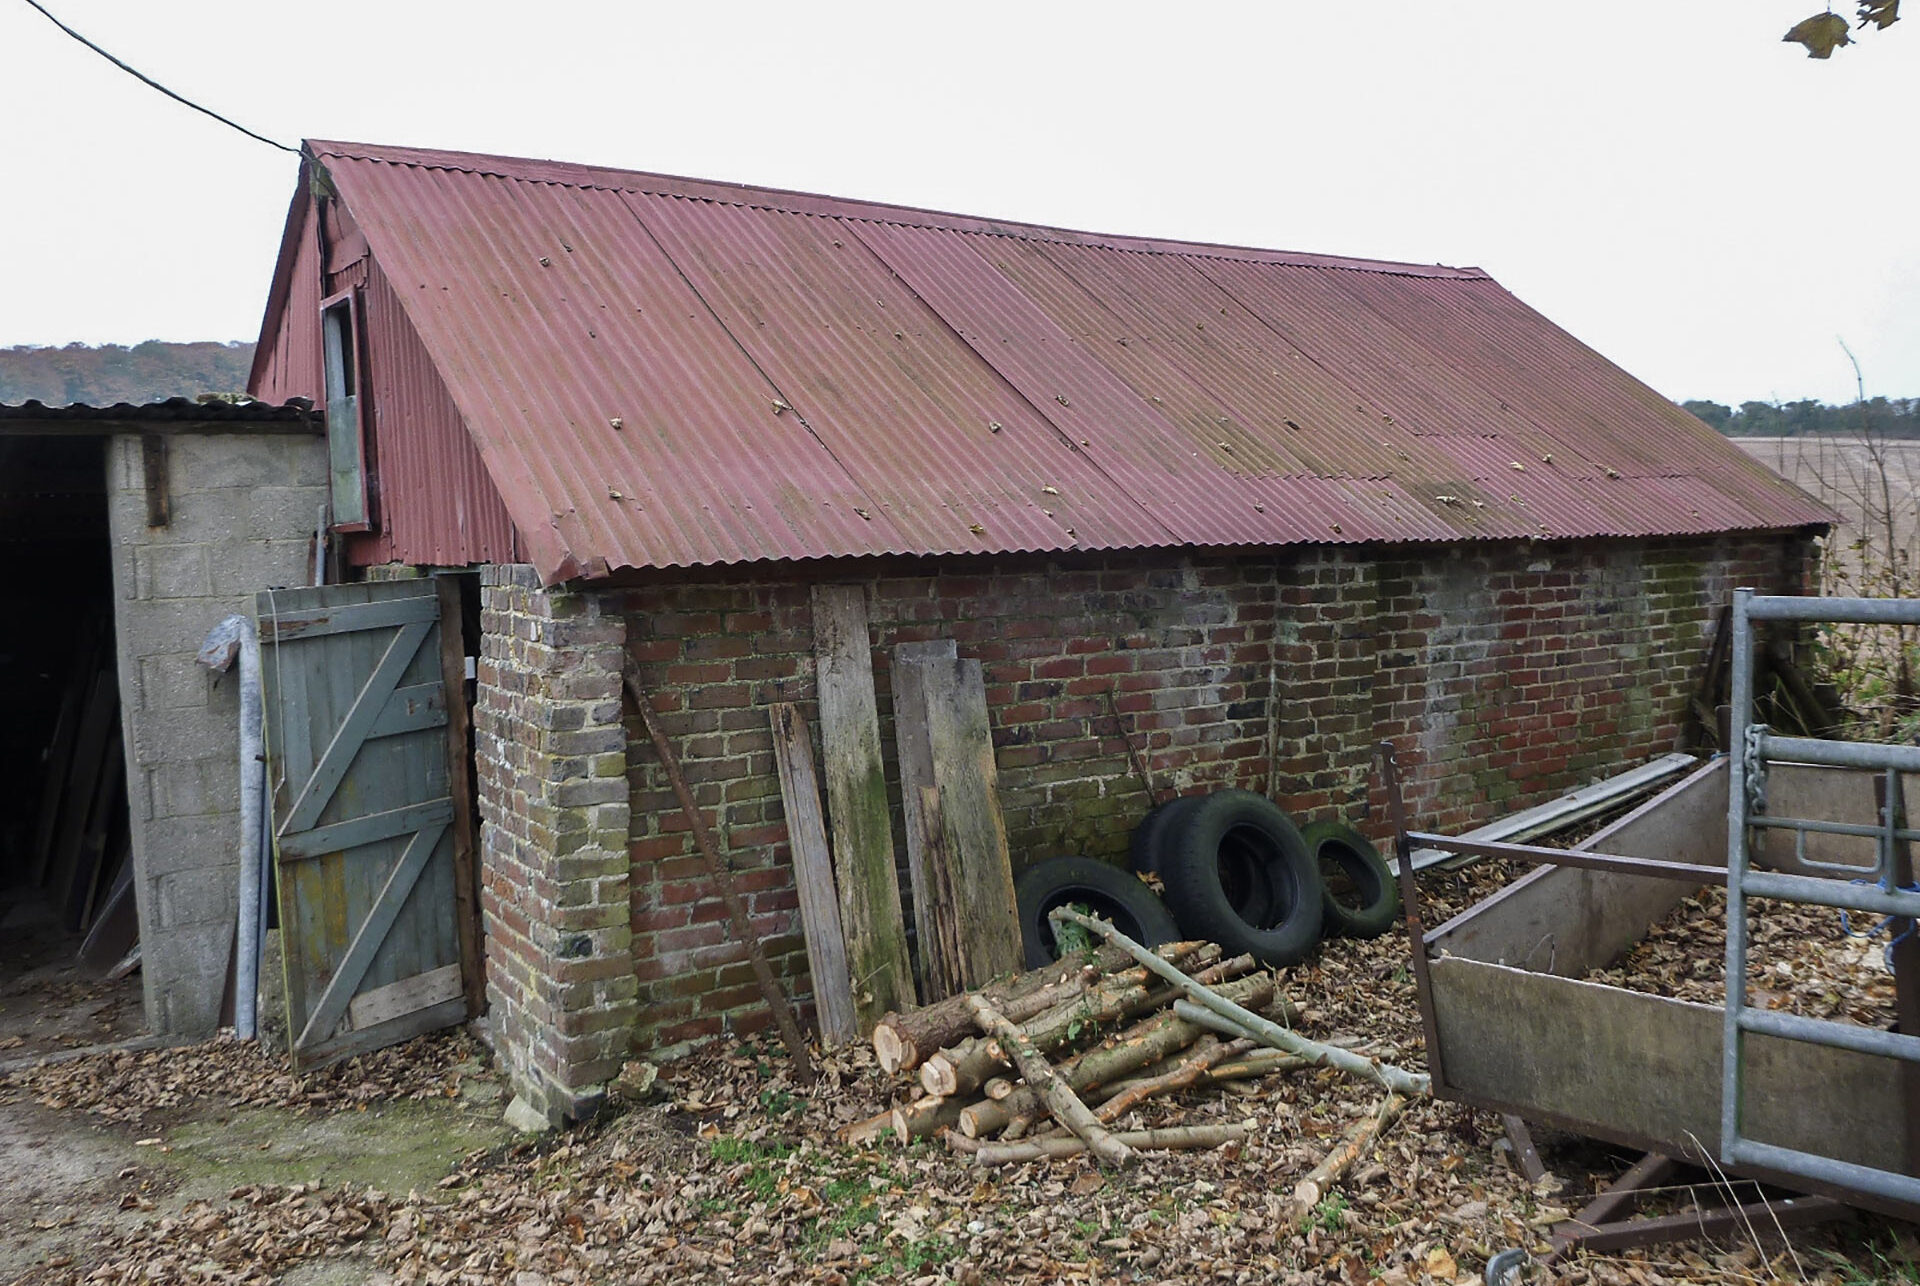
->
<box><xmin>1015</xmin><ymin>790</ymin><xmax>1398</xmax><ymax>968</ymax></box>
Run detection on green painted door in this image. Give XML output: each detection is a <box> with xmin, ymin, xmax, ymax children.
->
<box><xmin>256</xmin><ymin>580</ymin><xmax>470</xmax><ymax>1070</ymax></box>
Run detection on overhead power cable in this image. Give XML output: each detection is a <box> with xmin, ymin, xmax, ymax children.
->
<box><xmin>21</xmin><ymin>0</ymin><xmax>298</xmax><ymax>154</ymax></box>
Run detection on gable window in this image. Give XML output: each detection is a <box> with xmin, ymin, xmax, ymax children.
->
<box><xmin>320</xmin><ymin>290</ymin><xmax>372</xmax><ymax>529</ymax></box>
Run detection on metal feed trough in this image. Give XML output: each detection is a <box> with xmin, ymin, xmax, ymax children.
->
<box><xmin>1383</xmin><ymin>590</ymin><xmax>1920</xmax><ymax>1234</ymax></box>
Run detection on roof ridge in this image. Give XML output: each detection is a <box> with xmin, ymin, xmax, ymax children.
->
<box><xmin>304</xmin><ymin>139</ymin><xmax>1489</xmax><ymax>280</ymax></box>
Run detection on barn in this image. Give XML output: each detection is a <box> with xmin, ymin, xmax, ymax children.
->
<box><xmin>114</xmin><ymin>138</ymin><xmax>1836</xmax><ymax>1123</ymax></box>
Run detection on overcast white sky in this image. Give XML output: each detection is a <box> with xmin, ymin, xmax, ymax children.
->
<box><xmin>1</xmin><ymin>1</ymin><xmax>1913</xmax><ymax>407</ymax></box>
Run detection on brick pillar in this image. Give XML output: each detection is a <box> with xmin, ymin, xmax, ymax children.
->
<box><xmin>1271</xmin><ymin>548</ymin><xmax>1380</xmax><ymax>822</ymax></box>
<box><xmin>474</xmin><ymin>565</ymin><xmax>636</xmax><ymax>1125</ymax></box>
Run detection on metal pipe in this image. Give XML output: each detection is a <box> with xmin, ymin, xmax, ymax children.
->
<box><xmin>1721</xmin><ymin>588</ymin><xmax>1755</xmax><ymax>1165</ymax></box>
<box><xmin>1737</xmin><ymin>1006</ymin><xmax>1920</xmax><ymax>1063</ymax></box>
<box><xmin>234</xmin><ymin>621</ymin><xmax>264</xmax><ymax>1041</ymax></box>
<box><xmin>1741</xmin><ymin>869</ymin><xmax>1920</xmax><ymax>919</ymax></box>
<box><xmin>1727</xmin><ymin>1138</ymin><xmax>1920</xmax><ymax>1209</ymax></box>
<box><xmin>1746</xmin><ymin>594</ymin><xmax>1920</xmax><ymax>626</ymax></box>
<box><xmin>196</xmin><ymin>613</ymin><xmax>266</xmax><ymax>1042</ymax></box>
<box><xmin>1759</xmin><ymin>733</ymin><xmax>1920</xmax><ymax>774</ymax></box>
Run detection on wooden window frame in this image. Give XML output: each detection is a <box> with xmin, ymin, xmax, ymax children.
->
<box><xmin>320</xmin><ymin>288</ymin><xmax>374</xmax><ymax>532</ymax></box>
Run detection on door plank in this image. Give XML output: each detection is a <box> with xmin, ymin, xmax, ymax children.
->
<box><xmin>349</xmin><ymin>962</ymin><xmax>463</xmax><ymax>1030</ymax></box>
<box><xmin>277</xmin><ymin>798</ymin><xmax>455</xmax><ymax>861</ymax></box>
<box><xmin>295</xmin><ymin>820</ymin><xmax>449</xmax><ymax>1050</ymax></box>
<box><xmin>367</xmin><ymin>683</ymin><xmax>447</xmax><ymax>739</ymax></box>
<box><xmin>258</xmin><ymin>594</ymin><xmax>439</xmax><ymax>642</ymax></box>
<box><xmin>768</xmin><ymin>702</ymin><xmax>858</xmax><ymax>1047</ymax></box>
<box><xmin>810</xmin><ymin>585</ymin><xmax>915</xmax><ymax>1029</ymax></box>
<box><xmin>280</xmin><ymin>619</ymin><xmax>433</xmax><ymax>835</ymax></box>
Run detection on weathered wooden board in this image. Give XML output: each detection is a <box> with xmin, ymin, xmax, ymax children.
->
<box><xmin>42</xmin><ymin>669</ymin><xmax>117</xmax><ymax>902</ymax></box>
<box><xmin>1430</xmin><ymin>957</ymin><xmax>1904</xmax><ymax>1176</ymax></box>
<box><xmin>257</xmin><ymin>580</ymin><xmax>468</xmax><ymax>1071</ymax></box>
<box><xmin>435</xmin><ymin>575</ymin><xmax>485</xmax><ymax>1014</ymax></box>
<box><xmin>768</xmin><ymin>702</ymin><xmax>859</xmax><ymax>1047</ymax></box>
<box><xmin>891</xmin><ymin>639</ymin><xmax>962</xmax><ymax>999</ymax></box>
<box><xmin>809</xmin><ymin>585</ymin><xmax>915</xmax><ymax>1028</ymax></box>
<box><xmin>918</xmin><ymin>655</ymin><xmax>1023</xmax><ymax>991</ymax></box>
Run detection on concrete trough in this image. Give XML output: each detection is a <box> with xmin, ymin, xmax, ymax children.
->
<box><xmin>1414</xmin><ymin>757</ymin><xmax>1918</xmax><ymax>1220</ymax></box>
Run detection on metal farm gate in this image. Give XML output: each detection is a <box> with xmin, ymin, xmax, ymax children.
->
<box><xmin>257</xmin><ymin>580</ymin><xmax>479</xmax><ymax>1070</ymax></box>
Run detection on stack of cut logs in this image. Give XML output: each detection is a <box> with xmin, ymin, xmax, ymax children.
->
<box><xmin>843</xmin><ymin>910</ymin><xmax>1429</xmax><ymax>1187</ymax></box>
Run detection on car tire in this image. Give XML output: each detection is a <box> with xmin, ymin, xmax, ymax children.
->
<box><xmin>1301</xmin><ymin>820</ymin><xmax>1400</xmax><ymax>939</ymax></box>
<box><xmin>1157</xmin><ymin>790</ymin><xmax>1322</xmax><ymax>966</ymax></box>
<box><xmin>1127</xmin><ymin>795</ymin><xmax>1203</xmax><ymax>874</ymax></box>
<box><xmin>1014</xmin><ymin>855</ymin><xmax>1181</xmax><ymax>968</ymax></box>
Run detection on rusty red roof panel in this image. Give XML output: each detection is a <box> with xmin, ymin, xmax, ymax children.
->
<box><xmin>298</xmin><ymin>140</ymin><xmax>1834</xmax><ymax>581</ymax></box>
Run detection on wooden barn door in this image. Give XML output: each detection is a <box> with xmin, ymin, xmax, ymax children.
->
<box><xmin>256</xmin><ymin>580</ymin><xmax>477</xmax><ymax>1070</ymax></box>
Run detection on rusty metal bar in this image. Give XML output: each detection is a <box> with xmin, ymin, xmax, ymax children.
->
<box><xmin>1403</xmin><ymin>832</ymin><xmax>1726</xmax><ymax>885</ymax></box>
<box><xmin>1562</xmin><ymin>1192</ymin><xmax>1848</xmax><ymax>1254</ymax></box>
<box><xmin>622</xmin><ymin>664</ymin><xmax>817</xmax><ymax>1084</ymax></box>
<box><xmin>1547</xmin><ymin>1152</ymin><xmax>1678</xmax><ymax>1258</ymax></box>
<box><xmin>1377</xmin><ymin>744</ymin><xmax>1445</xmax><ymax>1094</ymax></box>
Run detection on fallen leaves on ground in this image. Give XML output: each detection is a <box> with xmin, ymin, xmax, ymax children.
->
<box><xmin>4</xmin><ymin>859</ymin><xmax>1909</xmax><ymax>1285</ymax></box>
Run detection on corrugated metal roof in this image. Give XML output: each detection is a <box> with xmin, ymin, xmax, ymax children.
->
<box><xmin>0</xmin><ymin>396</ymin><xmax>317</xmax><ymax>432</ymax></box>
<box><xmin>292</xmin><ymin>139</ymin><xmax>1833</xmax><ymax>582</ymax></box>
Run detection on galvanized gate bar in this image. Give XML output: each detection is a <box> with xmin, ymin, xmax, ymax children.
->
<box><xmin>1722</xmin><ymin>586</ymin><xmax>1920</xmax><ymax>1206</ymax></box>
<box><xmin>1741</xmin><ymin>869</ymin><xmax>1920</xmax><ymax>918</ymax></box>
<box><xmin>1727</xmin><ymin>1138</ymin><xmax>1920</xmax><ymax>1208</ymax></box>
<box><xmin>1746</xmin><ymin>595</ymin><xmax>1920</xmax><ymax>625</ymax></box>
<box><xmin>1737</xmin><ymin>1006</ymin><xmax>1920</xmax><ymax>1062</ymax></box>
<box><xmin>1758</xmin><ymin>733</ymin><xmax>1920</xmax><ymax>774</ymax></box>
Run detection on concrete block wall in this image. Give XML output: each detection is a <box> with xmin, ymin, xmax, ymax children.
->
<box><xmin>598</xmin><ymin>534</ymin><xmax>1809</xmax><ymax>1054</ymax></box>
<box><xmin>105</xmin><ymin>432</ymin><xmax>326</xmax><ymax>1036</ymax></box>
<box><xmin>472</xmin><ymin>566</ymin><xmax>637</xmax><ymax>1124</ymax></box>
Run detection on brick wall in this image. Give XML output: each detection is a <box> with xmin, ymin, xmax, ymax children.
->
<box><xmin>602</xmin><ymin>533</ymin><xmax>1810</xmax><ymax>1055</ymax></box>
<box><xmin>1274</xmin><ymin>534</ymin><xmax>1815</xmax><ymax>833</ymax></box>
<box><xmin>473</xmin><ymin>566</ymin><xmax>637</xmax><ymax>1123</ymax></box>
<box><xmin>106</xmin><ymin>431</ymin><xmax>327</xmax><ymax>1036</ymax></box>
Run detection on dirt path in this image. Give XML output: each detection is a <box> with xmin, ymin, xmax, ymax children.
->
<box><xmin>0</xmin><ymin>1032</ymin><xmax>514</xmax><ymax>1284</ymax></box>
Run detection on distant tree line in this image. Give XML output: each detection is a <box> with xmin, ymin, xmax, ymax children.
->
<box><xmin>0</xmin><ymin>341</ymin><xmax>255</xmax><ymax>407</ymax></box>
<box><xmin>1684</xmin><ymin>397</ymin><xmax>1920</xmax><ymax>439</ymax></box>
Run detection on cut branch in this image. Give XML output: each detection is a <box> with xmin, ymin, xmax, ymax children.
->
<box><xmin>1283</xmin><ymin>1093</ymin><xmax>1409</xmax><ymax>1223</ymax></box>
<box><xmin>920</xmin><ymin>944</ymin><xmax>1216</xmax><ymax>1098</ymax></box>
<box><xmin>872</xmin><ymin>940</ymin><xmax>1202</xmax><ymax>1074</ymax></box>
<box><xmin>961</xmin><ymin>973</ymin><xmax>1274</xmax><ymax>1138</ymax></box>
<box><xmin>968</xmin><ymin>993</ymin><xmax>1131</xmax><ymax>1167</ymax></box>
<box><xmin>1052</xmin><ymin>907</ymin><xmax>1430</xmax><ymax>1097</ymax></box>
<box><xmin>946</xmin><ymin>1123</ymin><xmax>1249</xmax><ymax>1165</ymax></box>
<box><xmin>1095</xmin><ymin>1035</ymin><xmax>1253</xmax><ymax>1123</ymax></box>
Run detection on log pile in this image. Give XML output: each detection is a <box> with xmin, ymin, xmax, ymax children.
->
<box><xmin>843</xmin><ymin>910</ymin><xmax>1430</xmax><ymax>1193</ymax></box>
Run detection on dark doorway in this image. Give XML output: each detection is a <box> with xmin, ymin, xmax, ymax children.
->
<box><xmin>0</xmin><ymin>436</ymin><xmax>142</xmax><ymax>1061</ymax></box>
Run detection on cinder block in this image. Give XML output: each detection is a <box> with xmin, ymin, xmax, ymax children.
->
<box><xmin>152</xmin><ymin>755</ymin><xmax>239</xmax><ymax>819</ymax></box>
<box><xmin>154</xmin><ymin>863</ymin><xmax>239</xmax><ymax>930</ymax></box>
<box><xmin>138</xmin><ymin>652</ymin><xmax>212</xmax><ymax>711</ymax></box>
<box><xmin>244</xmin><ymin>486</ymin><xmax>331</xmax><ymax>541</ymax></box>
<box><xmin>172</xmin><ymin>435</ymin><xmax>306</xmax><ymax>491</ymax></box>
<box><xmin>134</xmin><ymin>544</ymin><xmax>213</xmax><ymax>600</ymax></box>
<box><xmin>138</xmin><ymin>813</ymin><xmax>235</xmax><ymax>876</ymax></box>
